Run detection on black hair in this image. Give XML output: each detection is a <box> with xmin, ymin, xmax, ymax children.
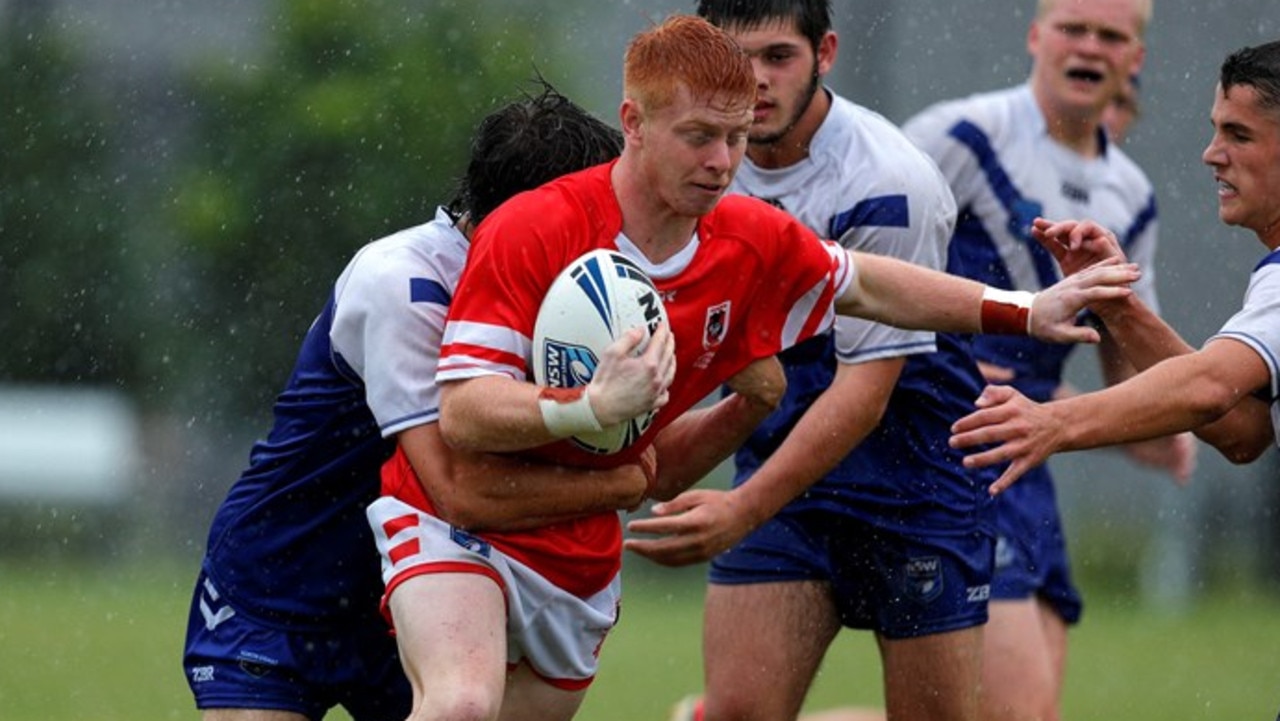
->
<box><xmin>1220</xmin><ymin>40</ymin><xmax>1280</xmax><ymax>113</ymax></box>
<box><xmin>695</xmin><ymin>0</ymin><xmax>832</xmax><ymax>51</ymax></box>
<box><xmin>450</xmin><ymin>78</ymin><xmax>623</xmax><ymax>226</ymax></box>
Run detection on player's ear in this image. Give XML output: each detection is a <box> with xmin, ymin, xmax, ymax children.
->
<box><xmin>1026</xmin><ymin>18</ymin><xmax>1041</xmax><ymax>57</ymax></box>
<box><xmin>817</xmin><ymin>30</ymin><xmax>838</xmax><ymax>76</ymax></box>
<box><xmin>619</xmin><ymin>98</ymin><xmax>645</xmax><ymax>144</ymax></box>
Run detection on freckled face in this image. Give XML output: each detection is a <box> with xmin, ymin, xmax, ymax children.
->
<box><xmin>632</xmin><ymin>84</ymin><xmax>754</xmax><ymax>218</ymax></box>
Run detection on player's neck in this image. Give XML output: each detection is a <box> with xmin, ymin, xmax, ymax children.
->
<box><xmin>1035</xmin><ymin>86</ymin><xmax>1104</xmax><ymax>157</ymax></box>
<box><xmin>1258</xmin><ymin>218</ymin><xmax>1280</xmax><ymax>252</ymax></box>
<box><xmin>611</xmin><ymin>158</ymin><xmax>699</xmax><ymax>265</ymax></box>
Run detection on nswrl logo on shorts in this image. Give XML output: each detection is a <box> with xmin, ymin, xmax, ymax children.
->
<box><xmin>904</xmin><ymin>556</ymin><xmax>944</xmax><ymax>603</ymax></box>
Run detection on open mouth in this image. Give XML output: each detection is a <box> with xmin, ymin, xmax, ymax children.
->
<box><xmin>1066</xmin><ymin>68</ymin><xmax>1104</xmax><ymax>84</ymax></box>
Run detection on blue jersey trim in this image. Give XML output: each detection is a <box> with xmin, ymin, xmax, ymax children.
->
<box><xmin>1254</xmin><ymin>247</ymin><xmax>1280</xmax><ymax>272</ymax></box>
<box><xmin>1122</xmin><ymin>193</ymin><xmax>1157</xmax><ymax>248</ymax></box>
<box><xmin>380</xmin><ymin>407</ymin><xmax>441</xmax><ymax>434</ymax></box>
<box><xmin>410</xmin><ymin>277</ymin><xmax>450</xmax><ymax>305</ymax></box>
<box><xmin>829</xmin><ymin>194</ymin><xmax>910</xmax><ymax>238</ymax></box>
<box><xmin>948</xmin><ymin>120</ymin><xmax>1058</xmax><ymax>289</ymax></box>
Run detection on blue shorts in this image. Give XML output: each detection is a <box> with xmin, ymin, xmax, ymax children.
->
<box><xmin>182</xmin><ymin>571</ymin><xmax>411</xmax><ymax>721</ymax></box>
<box><xmin>990</xmin><ymin>465</ymin><xmax>1083</xmax><ymax>624</ymax></box>
<box><xmin>709</xmin><ymin>509</ymin><xmax>994</xmax><ymax>640</ymax></box>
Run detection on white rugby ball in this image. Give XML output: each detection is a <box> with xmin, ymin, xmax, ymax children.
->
<box><xmin>532</xmin><ymin>249</ymin><xmax>668</xmax><ymax>454</ymax></box>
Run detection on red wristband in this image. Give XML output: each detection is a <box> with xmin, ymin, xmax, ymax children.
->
<box><xmin>980</xmin><ymin>288</ymin><xmax>1035</xmax><ymax>335</ymax></box>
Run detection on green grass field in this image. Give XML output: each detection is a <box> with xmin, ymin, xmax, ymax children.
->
<box><xmin>2</xmin><ymin>558</ymin><xmax>1277</xmax><ymax>720</ymax></box>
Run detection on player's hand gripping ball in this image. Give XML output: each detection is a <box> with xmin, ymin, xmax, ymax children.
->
<box><xmin>533</xmin><ymin>249</ymin><xmax>669</xmax><ymax>454</ymax></box>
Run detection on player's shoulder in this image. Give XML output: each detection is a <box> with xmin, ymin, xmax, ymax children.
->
<box><xmin>337</xmin><ymin>211</ymin><xmax>465</xmax><ymax>298</ymax></box>
<box><xmin>1104</xmin><ymin>141</ymin><xmax>1156</xmax><ymax>194</ymax></box>
<box><xmin>903</xmin><ymin>85</ymin><xmax>1022</xmax><ymax>145</ymax></box>
<box><xmin>483</xmin><ymin>163</ymin><xmax>616</xmax><ymax>238</ymax></box>
<box><xmin>827</xmin><ymin>95</ymin><xmax>951</xmax><ymax>191</ymax></box>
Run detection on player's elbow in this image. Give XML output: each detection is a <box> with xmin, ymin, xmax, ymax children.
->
<box><xmin>437</xmin><ymin>390</ymin><xmax>486</xmax><ymax>451</ymax></box>
<box><xmin>1209</xmin><ymin>430</ymin><xmax>1272</xmax><ymax>465</ymax></box>
<box><xmin>1180</xmin><ymin>380</ymin><xmax>1240</xmax><ymax>426</ymax></box>
<box><xmin>1183</xmin><ymin>379</ymin><xmax>1271</xmax><ymax>463</ymax></box>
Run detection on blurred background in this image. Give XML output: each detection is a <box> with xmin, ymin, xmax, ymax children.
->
<box><xmin>1</xmin><ymin>0</ymin><xmax>1278</xmax><ymax>717</ymax></box>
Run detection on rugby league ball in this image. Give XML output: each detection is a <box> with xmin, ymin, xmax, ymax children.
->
<box><xmin>532</xmin><ymin>249</ymin><xmax>668</xmax><ymax>454</ymax></box>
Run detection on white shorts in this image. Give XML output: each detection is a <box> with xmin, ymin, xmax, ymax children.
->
<box><xmin>367</xmin><ymin>496</ymin><xmax>621</xmax><ymax>690</ymax></box>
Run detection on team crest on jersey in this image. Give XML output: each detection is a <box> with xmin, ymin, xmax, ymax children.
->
<box><xmin>703</xmin><ymin>302</ymin><xmax>730</xmax><ymax>350</ymax></box>
<box><xmin>903</xmin><ymin>555</ymin><xmax>944</xmax><ymax>603</ymax></box>
<box><xmin>541</xmin><ymin>340</ymin><xmax>599</xmax><ymax>388</ymax></box>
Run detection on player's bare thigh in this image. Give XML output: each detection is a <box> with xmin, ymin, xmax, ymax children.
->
<box><xmin>980</xmin><ymin>598</ymin><xmax>1063</xmax><ymax>721</ymax></box>
<box><xmin>498</xmin><ymin>661</ymin><xmax>587</xmax><ymax>721</ymax></box>
<box><xmin>878</xmin><ymin>625</ymin><xmax>983</xmax><ymax>721</ymax></box>
<box><xmin>704</xmin><ymin>580</ymin><xmax>840</xmax><ymax>719</ymax></box>
<box><xmin>390</xmin><ymin>572</ymin><xmax>508</xmax><ymax>718</ymax></box>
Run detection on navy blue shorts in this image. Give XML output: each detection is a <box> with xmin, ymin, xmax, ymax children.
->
<box><xmin>989</xmin><ymin>465</ymin><xmax>1083</xmax><ymax>624</ymax></box>
<box><xmin>182</xmin><ymin>572</ymin><xmax>411</xmax><ymax>721</ymax></box>
<box><xmin>709</xmin><ymin>509</ymin><xmax>994</xmax><ymax>640</ymax></box>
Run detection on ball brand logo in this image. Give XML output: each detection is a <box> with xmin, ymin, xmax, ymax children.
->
<box><xmin>570</xmin><ymin>257</ymin><xmax>618</xmax><ymax>335</ymax></box>
<box><xmin>542</xmin><ymin>341</ymin><xmax>598</xmax><ymax>389</ymax></box>
<box><xmin>570</xmin><ymin>253</ymin><xmax>665</xmax><ymax>337</ymax></box>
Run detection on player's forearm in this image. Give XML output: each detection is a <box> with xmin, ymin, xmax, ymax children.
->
<box><xmin>442</xmin><ymin>460</ymin><xmax>646</xmax><ymax>531</ymax></box>
<box><xmin>648</xmin><ymin>394</ymin><xmax>772</xmax><ymax>501</ymax></box>
<box><xmin>839</xmin><ymin>252</ymin><xmax>983</xmax><ymax>333</ymax></box>
<box><xmin>1057</xmin><ymin>355</ymin><xmax>1241</xmax><ymax>451</ymax></box>
<box><xmin>400</xmin><ymin>423</ymin><xmax>646</xmax><ymax>531</ymax></box>
<box><xmin>1091</xmin><ymin>295</ymin><xmax>1196</xmax><ymax>372</ymax></box>
<box><xmin>438</xmin><ymin>376</ymin><xmax>561</xmax><ymax>452</ymax></box>
<box><xmin>733</xmin><ymin>370</ymin><xmax>893</xmax><ymax>526</ymax></box>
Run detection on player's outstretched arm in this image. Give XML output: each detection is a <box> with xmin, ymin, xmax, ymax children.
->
<box><xmin>439</xmin><ymin>323</ymin><xmax>675</xmax><ymax>452</ymax></box>
<box><xmin>951</xmin><ymin>341</ymin><xmax>1271</xmax><ymax>493</ymax></box>
<box><xmin>397</xmin><ymin>423</ymin><xmax>650</xmax><ymax>531</ymax></box>
<box><xmin>835</xmin><ymin>251</ymin><xmax>1139</xmax><ymax>343</ymax></box>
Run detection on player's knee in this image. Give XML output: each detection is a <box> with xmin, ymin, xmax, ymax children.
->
<box><xmin>409</xmin><ymin>685</ymin><xmax>503</xmax><ymax>721</ymax></box>
<box><xmin>704</xmin><ymin>691</ymin><xmax>777</xmax><ymax>721</ymax></box>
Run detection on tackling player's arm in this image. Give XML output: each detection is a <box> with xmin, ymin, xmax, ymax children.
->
<box><xmin>951</xmin><ymin>338</ymin><xmax>1273</xmax><ymax>492</ymax></box>
<box><xmin>1091</xmin><ymin>293</ymin><xmax>1274</xmax><ymax>463</ymax></box>
<box><xmin>396</xmin><ymin>423</ymin><xmax>650</xmax><ymax>531</ymax></box>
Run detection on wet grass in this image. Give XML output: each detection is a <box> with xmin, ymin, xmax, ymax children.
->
<box><xmin>1</xmin><ymin>558</ymin><xmax>1277</xmax><ymax>721</ymax></box>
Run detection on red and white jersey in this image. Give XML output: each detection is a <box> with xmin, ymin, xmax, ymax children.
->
<box><xmin>420</xmin><ymin>161</ymin><xmax>853</xmax><ymax>595</ymax></box>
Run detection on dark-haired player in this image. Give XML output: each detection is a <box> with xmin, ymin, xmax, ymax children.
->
<box><xmin>183</xmin><ymin>82</ymin><xmax>654</xmax><ymax>721</ymax></box>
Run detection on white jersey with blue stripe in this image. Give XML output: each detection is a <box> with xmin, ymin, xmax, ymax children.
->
<box><xmin>201</xmin><ymin>208</ymin><xmax>465</xmax><ymax>629</ymax></box>
<box><xmin>1212</xmin><ymin>248</ymin><xmax>1280</xmax><ymax>448</ymax></box>
<box><xmin>904</xmin><ymin>84</ymin><xmax>1161</xmax><ymax>402</ymax></box>
<box><xmin>730</xmin><ymin>91</ymin><xmax>997</xmax><ymax>534</ymax></box>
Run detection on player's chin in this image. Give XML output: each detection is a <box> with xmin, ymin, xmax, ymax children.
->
<box><xmin>680</xmin><ymin>188</ymin><xmax>726</xmax><ymax>216</ymax></box>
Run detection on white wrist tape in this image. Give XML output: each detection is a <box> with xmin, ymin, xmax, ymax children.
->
<box><xmin>539</xmin><ymin>387</ymin><xmax>604</xmax><ymax>437</ymax></box>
